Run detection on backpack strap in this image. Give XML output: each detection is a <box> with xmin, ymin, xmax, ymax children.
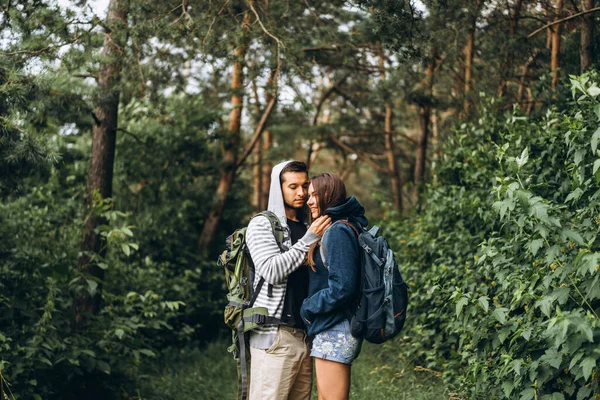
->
<box><xmin>253</xmin><ymin>211</ymin><xmax>288</xmax><ymax>252</ymax></box>
<box><xmin>250</xmin><ymin>211</ymin><xmax>289</xmax><ymax>298</ymax></box>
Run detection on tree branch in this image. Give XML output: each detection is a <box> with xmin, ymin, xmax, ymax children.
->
<box><xmin>528</xmin><ymin>7</ymin><xmax>600</xmax><ymax>38</ymax></box>
<box><xmin>236</xmin><ymin>96</ymin><xmax>277</xmax><ymax>169</ymax></box>
<box><xmin>329</xmin><ymin>136</ymin><xmax>388</xmax><ymax>174</ymax></box>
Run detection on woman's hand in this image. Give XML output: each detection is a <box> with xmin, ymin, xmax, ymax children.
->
<box><xmin>309</xmin><ymin>215</ymin><xmax>332</xmax><ymax>237</ymax></box>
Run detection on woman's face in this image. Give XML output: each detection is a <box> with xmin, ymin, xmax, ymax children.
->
<box><xmin>307</xmin><ymin>183</ymin><xmax>320</xmax><ymax>219</ymax></box>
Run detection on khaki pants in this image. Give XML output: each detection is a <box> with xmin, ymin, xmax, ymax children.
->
<box><xmin>249</xmin><ymin>326</ymin><xmax>312</xmax><ymax>400</ymax></box>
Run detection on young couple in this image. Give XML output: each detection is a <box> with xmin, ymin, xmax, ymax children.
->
<box><xmin>245</xmin><ymin>160</ymin><xmax>368</xmax><ymax>400</ymax></box>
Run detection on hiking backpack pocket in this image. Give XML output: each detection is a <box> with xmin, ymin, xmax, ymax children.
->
<box><xmin>351</xmin><ymin>283</ymin><xmax>385</xmax><ymax>340</ymax></box>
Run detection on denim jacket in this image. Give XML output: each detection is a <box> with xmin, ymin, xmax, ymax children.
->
<box><xmin>299</xmin><ymin>197</ymin><xmax>367</xmax><ymax>337</ymax></box>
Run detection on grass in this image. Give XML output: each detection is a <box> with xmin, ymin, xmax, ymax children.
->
<box><xmin>139</xmin><ymin>339</ymin><xmax>449</xmax><ymax>400</ymax></box>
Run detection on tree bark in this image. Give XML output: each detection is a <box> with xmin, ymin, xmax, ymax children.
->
<box><xmin>497</xmin><ymin>0</ymin><xmax>523</xmax><ymax>97</ymax></box>
<box><xmin>251</xmin><ymin>77</ymin><xmax>262</xmax><ymax>211</ymax></box>
<box><xmin>517</xmin><ymin>48</ymin><xmax>541</xmax><ymax>103</ymax></box>
<box><xmin>463</xmin><ymin>26</ymin><xmax>475</xmax><ymax>114</ymax></box>
<box><xmin>551</xmin><ymin>0</ymin><xmax>564</xmax><ymax>91</ymax></box>
<box><xmin>260</xmin><ymin>130</ymin><xmax>272</xmax><ymax>210</ymax></box>
<box><xmin>415</xmin><ymin>53</ymin><xmax>436</xmax><ymax>192</ymax></box>
<box><xmin>73</xmin><ymin>0</ymin><xmax>129</xmax><ymax>331</ymax></box>
<box><xmin>252</xmin><ymin>122</ymin><xmax>262</xmax><ymax>210</ymax></box>
<box><xmin>378</xmin><ymin>44</ymin><xmax>402</xmax><ymax>211</ymax></box>
<box><xmin>580</xmin><ymin>0</ymin><xmax>594</xmax><ymax>71</ymax></box>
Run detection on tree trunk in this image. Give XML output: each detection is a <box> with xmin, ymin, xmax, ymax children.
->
<box><xmin>551</xmin><ymin>0</ymin><xmax>564</xmax><ymax>91</ymax></box>
<box><xmin>415</xmin><ymin>53</ymin><xmax>436</xmax><ymax>192</ymax></box>
<box><xmin>252</xmin><ymin>137</ymin><xmax>262</xmax><ymax>212</ymax></box>
<box><xmin>73</xmin><ymin>0</ymin><xmax>129</xmax><ymax>331</ymax></box>
<box><xmin>260</xmin><ymin>130</ymin><xmax>272</xmax><ymax>210</ymax></box>
<box><xmin>517</xmin><ymin>48</ymin><xmax>541</xmax><ymax>103</ymax></box>
<box><xmin>463</xmin><ymin>27</ymin><xmax>475</xmax><ymax>114</ymax></box>
<box><xmin>378</xmin><ymin>44</ymin><xmax>402</xmax><ymax>211</ymax></box>
<box><xmin>198</xmin><ymin>40</ymin><xmax>248</xmax><ymax>252</ymax></box>
<box><xmin>497</xmin><ymin>0</ymin><xmax>523</xmax><ymax>97</ymax></box>
<box><xmin>255</xmin><ymin>68</ymin><xmax>277</xmax><ymax>211</ymax></box>
<box><xmin>580</xmin><ymin>0</ymin><xmax>594</xmax><ymax>71</ymax></box>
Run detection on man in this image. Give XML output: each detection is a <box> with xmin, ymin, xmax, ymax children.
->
<box><xmin>246</xmin><ymin>160</ymin><xmax>331</xmax><ymax>400</ymax></box>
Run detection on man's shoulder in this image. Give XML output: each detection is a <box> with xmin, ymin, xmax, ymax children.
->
<box><xmin>247</xmin><ymin>211</ymin><xmax>280</xmax><ymax>233</ymax></box>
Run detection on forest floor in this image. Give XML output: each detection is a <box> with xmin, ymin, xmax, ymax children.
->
<box><xmin>138</xmin><ymin>339</ymin><xmax>450</xmax><ymax>400</ymax></box>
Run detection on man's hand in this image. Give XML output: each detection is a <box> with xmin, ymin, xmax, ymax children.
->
<box><xmin>308</xmin><ymin>215</ymin><xmax>332</xmax><ymax>237</ymax></box>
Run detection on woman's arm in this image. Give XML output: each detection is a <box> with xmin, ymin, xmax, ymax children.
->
<box><xmin>300</xmin><ymin>224</ymin><xmax>359</xmax><ymax>321</ymax></box>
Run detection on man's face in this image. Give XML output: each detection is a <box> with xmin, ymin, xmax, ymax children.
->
<box><xmin>281</xmin><ymin>171</ymin><xmax>309</xmax><ymax>210</ymax></box>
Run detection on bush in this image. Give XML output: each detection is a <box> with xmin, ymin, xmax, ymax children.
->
<box><xmin>386</xmin><ymin>72</ymin><xmax>600</xmax><ymax>399</ymax></box>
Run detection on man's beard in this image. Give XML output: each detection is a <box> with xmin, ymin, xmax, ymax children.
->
<box><xmin>284</xmin><ymin>200</ymin><xmax>305</xmax><ymax>211</ymax></box>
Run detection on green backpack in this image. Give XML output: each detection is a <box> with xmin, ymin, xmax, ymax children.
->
<box><xmin>218</xmin><ymin>211</ymin><xmax>286</xmax><ymax>400</ymax></box>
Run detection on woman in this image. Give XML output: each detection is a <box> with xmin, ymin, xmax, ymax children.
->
<box><xmin>299</xmin><ymin>173</ymin><xmax>367</xmax><ymax>400</ymax></box>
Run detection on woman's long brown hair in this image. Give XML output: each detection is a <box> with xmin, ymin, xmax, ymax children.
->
<box><xmin>307</xmin><ymin>173</ymin><xmax>347</xmax><ymax>269</ymax></box>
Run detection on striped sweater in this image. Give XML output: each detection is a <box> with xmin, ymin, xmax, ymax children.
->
<box><xmin>246</xmin><ymin>215</ymin><xmax>319</xmax><ymax>349</ymax></box>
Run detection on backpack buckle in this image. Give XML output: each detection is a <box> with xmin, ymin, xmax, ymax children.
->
<box><xmin>254</xmin><ymin>314</ymin><xmax>266</xmax><ymax>325</ymax></box>
<box><xmin>241</xmin><ymin>277</ymin><xmax>248</xmax><ymax>286</ymax></box>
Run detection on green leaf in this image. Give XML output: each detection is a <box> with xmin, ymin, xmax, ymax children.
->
<box><xmin>540</xmin><ymin>348</ymin><xmax>563</xmax><ymax>369</ymax></box>
<box><xmin>512</xmin><ymin>359</ymin><xmax>522</xmax><ymax>376</ymax></box>
<box><xmin>115</xmin><ymin>329</ymin><xmax>125</xmax><ymax>340</ymax></box>
<box><xmin>574</xmin><ymin>149</ymin><xmax>586</xmax><ymax>166</ymax></box>
<box><xmin>516</xmin><ymin>147</ymin><xmax>529</xmax><ymax>168</ymax></box>
<box><xmin>588</xmin><ymin>84</ymin><xmax>600</xmax><ymax>98</ymax></box>
<box><xmin>492</xmin><ymin>308</ymin><xmax>508</xmax><ymax>324</ymax></box>
<box><xmin>121</xmin><ymin>243</ymin><xmax>131</xmax><ymax>256</ymax></box>
<box><xmin>528</xmin><ymin>239</ymin><xmax>544</xmax><ymax>256</ymax></box>
<box><xmin>456</xmin><ymin>297</ymin><xmax>469</xmax><ymax>317</ymax></box>
<box><xmin>138</xmin><ymin>349</ymin><xmax>156</xmax><ymax>357</ymax></box>
<box><xmin>570</xmin><ymin>352</ymin><xmax>584</xmax><ymax>370</ymax></box>
<box><xmin>97</xmin><ymin>360</ymin><xmax>111</xmax><ymax>375</ymax></box>
<box><xmin>550</xmin><ymin>393</ymin><xmax>565</xmax><ymax>400</ymax></box>
<box><xmin>87</xmin><ymin>280</ymin><xmax>98</xmax><ymax>297</ymax></box>
<box><xmin>39</xmin><ymin>357</ymin><xmax>52</xmax><ymax>366</ymax></box>
<box><xmin>581</xmin><ymin>357</ymin><xmax>597</xmax><ymax>380</ymax></box>
<box><xmin>562</xmin><ymin>229</ymin><xmax>585</xmax><ymax>246</ymax></box>
<box><xmin>502</xmin><ymin>380</ymin><xmax>515</xmax><ymax>397</ymax></box>
<box><xmin>535</xmin><ymin>296</ymin><xmax>554</xmax><ymax>317</ymax></box>
<box><xmin>520</xmin><ymin>387</ymin><xmax>535</xmax><ymax>400</ymax></box>
<box><xmin>521</xmin><ymin>328</ymin><xmax>532</xmax><ymax>341</ymax></box>
<box><xmin>578</xmin><ymin>322</ymin><xmax>594</xmax><ymax>343</ymax></box>
<box><xmin>122</xmin><ymin>227</ymin><xmax>134</xmax><ymax>236</ymax></box>
<box><xmin>594</xmin><ymin>159</ymin><xmax>600</xmax><ymax>175</ymax></box>
<box><xmin>592</xmin><ymin>127</ymin><xmax>600</xmax><ymax>153</ymax></box>
<box><xmin>477</xmin><ymin>296</ymin><xmax>489</xmax><ymax>313</ymax></box>
<box><xmin>577</xmin><ymin>387</ymin><xmax>592</xmax><ymax>400</ymax></box>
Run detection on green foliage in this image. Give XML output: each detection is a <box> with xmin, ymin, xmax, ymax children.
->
<box><xmin>386</xmin><ymin>72</ymin><xmax>600</xmax><ymax>398</ymax></box>
<box><xmin>0</xmin><ymin>185</ymin><xmax>182</xmax><ymax>399</ymax></box>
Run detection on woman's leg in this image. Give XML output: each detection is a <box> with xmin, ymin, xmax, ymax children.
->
<box><xmin>314</xmin><ymin>358</ymin><xmax>351</xmax><ymax>400</ymax></box>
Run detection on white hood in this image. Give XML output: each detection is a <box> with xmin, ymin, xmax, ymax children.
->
<box><xmin>267</xmin><ymin>160</ymin><xmax>293</xmax><ymax>226</ymax></box>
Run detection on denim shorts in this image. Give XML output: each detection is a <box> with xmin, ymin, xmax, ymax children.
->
<box><xmin>310</xmin><ymin>319</ymin><xmax>362</xmax><ymax>365</ymax></box>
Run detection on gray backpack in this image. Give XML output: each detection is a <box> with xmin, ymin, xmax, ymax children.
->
<box><xmin>349</xmin><ymin>224</ymin><xmax>408</xmax><ymax>343</ymax></box>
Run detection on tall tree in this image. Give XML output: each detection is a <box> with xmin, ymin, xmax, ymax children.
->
<box><xmin>463</xmin><ymin>1</ymin><xmax>483</xmax><ymax>114</ymax></box>
<box><xmin>414</xmin><ymin>51</ymin><xmax>436</xmax><ymax>191</ymax></box>
<box><xmin>198</xmin><ymin>9</ymin><xmax>251</xmax><ymax>251</ymax></box>
<box><xmin>580</xmin><ymin>0</ymin><xmax>595</xmax><ymax>71</ymax></box>
<box><xmin>551</xmin><ymin>0</ymin><xmax>564</xmax><ymax>91</ymax></box>
<box><xmin>378</xmin><ymin>44</ymin><xmax>402</xmax><ymax>211</ymax></box>
<box><xmin>73</xmin><ymin>0</ymin><xmax>130</xmax><ymax>330</ymax></box>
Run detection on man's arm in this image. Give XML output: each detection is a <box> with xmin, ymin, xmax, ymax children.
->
<box><xmin>246</xmin><ymin>216</ymin><xmax>319</xmax><ymax>285</ymax></box>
